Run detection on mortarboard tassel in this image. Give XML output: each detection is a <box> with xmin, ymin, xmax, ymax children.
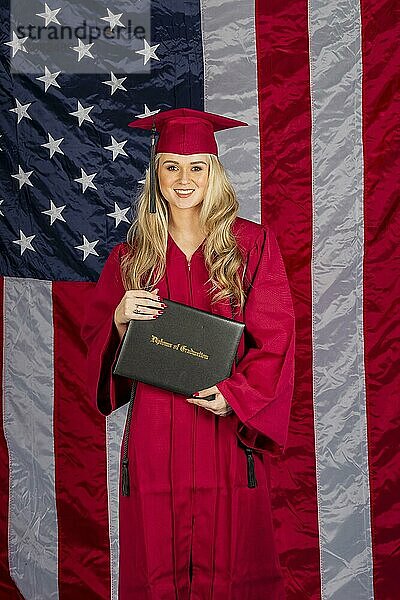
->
<box><xmin>149</xmin><ymin>118</ymin><xmax>157</xmax><ymax>213</ymax></box>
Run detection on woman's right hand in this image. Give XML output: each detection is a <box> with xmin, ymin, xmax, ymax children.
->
<box><xmin>114</xmin><ymin>288</ymin><xmax>166</xmax><ymax>338</ymax></box>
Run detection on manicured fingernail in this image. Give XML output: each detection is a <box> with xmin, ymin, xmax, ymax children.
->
<box><xmin>192</xmin><ymin>392</ymin><xmax>199</xmax><ymax>397</ymax></box>
<box><xmin>152</xmin><ymin>315</ymin><xmax>158</xmax><ymax>319</ymax></box>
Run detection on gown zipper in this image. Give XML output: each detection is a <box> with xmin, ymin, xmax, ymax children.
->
<box><xmin>187</xmin><ymin>255</ymin><xmax>196</xmax><ymax>585</ymax></box>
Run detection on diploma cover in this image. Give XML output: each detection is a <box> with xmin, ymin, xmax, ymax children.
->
<box><xmin>112</xmin><ymin>298</ymin><xmax>245</xmax><ymax>397</ymax></box>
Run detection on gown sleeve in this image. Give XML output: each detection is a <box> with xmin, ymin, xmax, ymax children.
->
<box><xmin>80</xmin><ymin>243</ymin><xmax>133</xmax><ymax>416</ymax></box>
<box><xmin>216</xmin><ymin>226</ymin><xmax>296</xmax><ymax>456</ymax></box>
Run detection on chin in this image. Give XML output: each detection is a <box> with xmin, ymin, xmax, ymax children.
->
<box><xmin>166</xmin><ymin>196</ymin><xmax>204</xmax><ymax>210</ymax></box>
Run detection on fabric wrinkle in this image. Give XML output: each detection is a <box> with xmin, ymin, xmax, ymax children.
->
<box><xmin>209</xmin><ymin>413</ymin><xmax>219</xmax><ymax>599</ymax></box>
<box><xmin>170</xmin><ymin>388</ymin><xmax>180</xmax><ymax>599</ymax></box>
<box><xmin>165</xmin><ymin>261</ymin><xmax>180</xmax><ymax>598</ymax></box>
<box><xmin>137</xmin><ymin>427</ymin><xmax>151</xmax><ymax>600</ymax></box>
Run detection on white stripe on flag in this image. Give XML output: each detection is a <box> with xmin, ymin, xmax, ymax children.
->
<box><xmin>199</xmin><ymin>0</ymin><xmax>261</xmax><ymax>222</ymax></box>
<box><xmin>106</xmin><ymin>405</ymin><xmax>128</xmax><ymax>600</ymax></box>
<box><xmin>3</xmin><ymin>277</ymin><xmax>59</xmax><ymax>599</ymax></box>
<box><xmin>308</xmin><ymin>0</ymin><xmax>374</xmax><ymax>597</ymax></box>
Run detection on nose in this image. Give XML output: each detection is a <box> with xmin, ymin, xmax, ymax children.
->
<box><xmin>177</xmin><ymin>167</ymin><xmax>191</xmax><ymax>184</ymax></box>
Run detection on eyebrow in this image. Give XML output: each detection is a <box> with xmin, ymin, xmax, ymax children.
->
<box><xmin>162</xmin><ymin>160</ymin><xmax>208</xmax><ymax>166</ymax></box>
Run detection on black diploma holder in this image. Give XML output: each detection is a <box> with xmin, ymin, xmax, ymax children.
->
<box><xmin>112</xmin><ymin>298</ymin><xmax>245</xmax><ymax>398</ymax></box>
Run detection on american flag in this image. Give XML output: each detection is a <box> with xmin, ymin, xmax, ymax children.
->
<box><xmin>0</xmin><ymin>1</ymin><xmax>398</xmax><ymax>599</ymax></box>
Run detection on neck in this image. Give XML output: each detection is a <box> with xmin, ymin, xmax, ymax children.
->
<box><xmin>168</xmin><ymin>206</ymin><xmax>205</xmax><ymax>240</ymax></box>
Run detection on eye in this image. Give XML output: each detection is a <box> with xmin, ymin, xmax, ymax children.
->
<box><xmin>166</xmin><ymin>165</ymin><xmax>178</xmax><ymax>171</ymax></box>
<box><xmin>192</xmin><ymin>166</ymin><xmax>203</xmax><ymax>171</ymax></box>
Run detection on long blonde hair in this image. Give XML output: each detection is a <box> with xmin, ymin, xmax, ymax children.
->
<box><xmin>120</xmin><ymin>153</ymin><xmax>247</xmax><ymax>313</ymax></box>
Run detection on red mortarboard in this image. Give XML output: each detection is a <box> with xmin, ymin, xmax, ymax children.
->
<box><xmin>128</xmin><ymin>108</ymin><xmax>248</xmax><ymax>212</ymax></box>
<box><xmin>128</xmin><ymin>107</ymin><xmax>248</xmax><ymax>155</ymax></box>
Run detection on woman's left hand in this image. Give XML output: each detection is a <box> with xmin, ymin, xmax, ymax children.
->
<box><xmin>186</xmin><ymin>385</ymin><xmax>233</xmax><ymax>417</ymax></box>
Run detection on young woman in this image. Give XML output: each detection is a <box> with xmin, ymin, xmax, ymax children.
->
<box><xmin>81</xmin><ymin>108</ymin><xmax>295</xmax><ymax>599</ymax></box>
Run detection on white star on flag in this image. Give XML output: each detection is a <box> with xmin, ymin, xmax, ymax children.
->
<box><xmin>9</xmin><ymin>99</ymin><xmax>32</xmax><ymax>123</ymax></box>
<box><xmin>12</xmin><ymin>166</ymin><xmax>34</xmax><ymax>189</ymax></box>
<box><xmin>100</xmin><ymin>9</ymin><xmax>125</xmax><ymax>31</ymax></box>
<box><xmin>36</xmin><ymin>3</ymin><xmax>61</xmax><ymax>26</ymax></box>
<box><xmin>136</xmin><ymin>39</ymin><xmax>160</xmax><ymax>65</ymax></box>
<box><xmin>36</xmin><ymin>66</ymin><xmax>61</xmax><ymax>92</ymax></box>
<box><xmin>42</xmin><ymin>200</ymin><xmax>66</xmax><ymax>225</ymax></box>
<box><xmin>4</xmin><ymin>32</ymin><xmax>28</xmax><ymax>57</ymax></box>
<box><xmin>107</xmin><ymin>202</ymin><xmax>130</xmax><ymax>227</ymax></box>
<box><xmin>136</xmin><ymin>104</ymin><xmax>160</xmax><ymax>119</ymax></box>
<box><xmin>104</xmin><ymin>136</ymin><xmax>128</xmax><ymax>160</ymax></box>
<box><xmin>102</xmin><ymin>73</ymin><xmax>127</xmax><ymax>95</ymax></box>
<box><xmin>75</xmin><ymin>235</ymin><xmax>99</xmax><ymax>261</ymax></box>
<box><xmin>12</xmin><ymin>230</ymin><xmax>36</xmax><ymax>255</ymax></box>
<box><xmin>74</xmin><ymin>168</ymin><xmax>97</xmax><ymax>193</ymax></box>
<box><xmin>0</xmin><ymin>199</ymin><xmax>4</xmax><ymax>217</ymax></box>
<box><xmin>69</xmin><ymin>101</ymin><xmax>94</xmax><ymax>126</ymax></box>
<box><xmin>41</xmin><ymin>133</ymin><xmax>64</xmax><ymax>158</ymax></box>
<box><xmin>71</xmin><ymin>39</ymin><xmax>95</xmax><ymax>62</ymax></box>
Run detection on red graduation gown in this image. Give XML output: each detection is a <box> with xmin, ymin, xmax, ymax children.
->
<box><xmin>81</xmin><ymin>216</ymin><xmax>295</xmax><ymax>600</ymax></box>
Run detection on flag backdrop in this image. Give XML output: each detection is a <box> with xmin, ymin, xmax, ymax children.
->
<box><xmin>0</xmin><ymin>0</ymin><xmax>399</xmax><ymax>598</ymax></box>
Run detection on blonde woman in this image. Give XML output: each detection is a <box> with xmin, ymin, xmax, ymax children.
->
<box><xmin>81</xmin><ymin>108</ymin><xmax>295</xmax><ymax>599</ymax></box>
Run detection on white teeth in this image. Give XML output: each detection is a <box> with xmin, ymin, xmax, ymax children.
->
<box><xmin>175</xmin><ymin>189</ymin><xmax>194</xmax><ymax>194</ymax></box>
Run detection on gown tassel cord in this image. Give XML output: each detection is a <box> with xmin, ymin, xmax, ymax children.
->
<box><xmin>230</xmin><ymin>295</ymin><xmax>258</xmax><ymax>489</ymax></box>
<box><xmin>120</xmin><ymin>281</ymin><xmax>257</xmax><ymax>497</ymax></box>
<box><xmin>120</xmin><ymin>378</ymin><xmax>258</xmax><ymax>494</ymax></box>
<box><xmin>121</xmin><ymin>379</ymin><xmax>138</xmax><ymax>497</ymax></box>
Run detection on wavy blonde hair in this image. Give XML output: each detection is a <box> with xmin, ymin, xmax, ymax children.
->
<box><xmin>120</xmin><ymin>153</ymin><xmax>247</xmax><ymax>313</ymax></box>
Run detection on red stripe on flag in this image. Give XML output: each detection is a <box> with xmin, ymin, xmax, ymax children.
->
<box><xmin>255</xmin><ymin>1</ymin><xmax>321</xmax><ymax>598</ymax></box>
<box><xmin>0</xmin><ymin>277</ymin><xmax>23</xmax><ymax>600</ymax></box>
<box><xmin>53</xmin><ymin>281</ymin><xmax>111</xmax><ymax>599</ymax></box>
<box><xmin>361</xmin><ymin>1</ymin><xmax>400</xmax><ymax>596</ymax></box>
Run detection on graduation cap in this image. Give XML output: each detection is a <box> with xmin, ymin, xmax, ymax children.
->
<box><xmin>128</xmin><ymin>108</ymin><xmax>248</xmax><ymax>213</ymax></box>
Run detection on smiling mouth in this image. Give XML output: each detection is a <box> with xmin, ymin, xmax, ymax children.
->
<box><xmin>174</xmin><ymin>189</ymin><xmax>195</xmax><ymax>197</ymax></box>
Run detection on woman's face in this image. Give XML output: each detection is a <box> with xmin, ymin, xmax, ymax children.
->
<box><xmin>157</xmin><ymin>153</ymin><xmax>209</xmax><ymax>211</ymax></box>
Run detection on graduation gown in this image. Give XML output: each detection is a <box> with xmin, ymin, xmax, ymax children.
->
<box><xmin>81</xmin><ymin>216</ymin><xmax>295</xmax><ymax>600</ymax></box>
